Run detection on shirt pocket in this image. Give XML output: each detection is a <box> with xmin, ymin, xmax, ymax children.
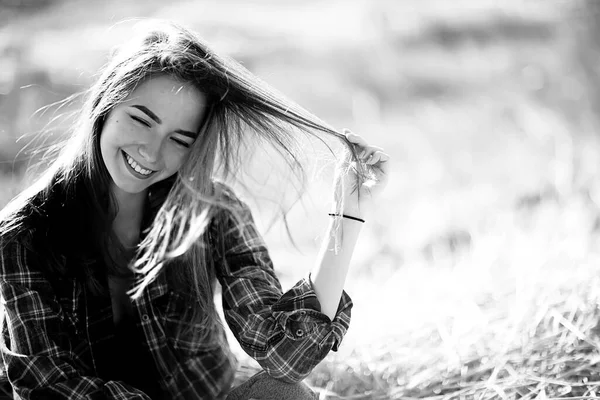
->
<box><xmin>158</xmin><ymin>291</ymin><xmax>220</xmax><ymax>355</ymax></box>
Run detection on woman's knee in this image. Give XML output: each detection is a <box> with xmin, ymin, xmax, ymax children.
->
<box><xmin>226</xmin><ymin>370</ymin><xmax>318</xmax><ymax>400</ymax></box>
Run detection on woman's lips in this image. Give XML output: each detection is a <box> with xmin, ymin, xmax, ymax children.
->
<box><xmin>121</xmin><ymin>150</ymin><xmax>157</xmax><ymax>180</ymax></box>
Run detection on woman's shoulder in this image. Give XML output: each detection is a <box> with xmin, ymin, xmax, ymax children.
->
<box><xmin>0</xmin><ymin>226</ymin><xmax>39</xmax><ymax>279</ymax></box>
<box><xmin>0</xmin><ymin>224</ymin><xmax>66</xmax><ymax>298</ymax></box>
<box><xmin>212</xmin><ymin>180</ymin><xmax>242</xmax><ymax>204</ymax></box>
<box><xmin>0</xmin><ymin>213</ymin><xmax>69</xmax><ymax>283</ymax></box>
<box><xmin>0</xmin><ymin>197</ymin><xmax>44</xmax><ymax>254</ymax></box>
<box><xmin>0</xmin><ymin>180</ymin><xmax>69</xmax><ymax>272</ymax></box>
<box><xmin>1</xmin><ymin>186</ymin><xmax>55</xmax><ymax>233</ymax></box>
<box><xmin>211</xmin><ymin>180</ymin><xmax>255</xmax><ymax>223</ymax></box>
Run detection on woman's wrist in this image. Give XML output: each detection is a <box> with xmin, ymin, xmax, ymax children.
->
<box><xmin>328</xmin><ymin>213</ymin><xmax>365</xmax><ymax>223</ymax></box>
<box><xmin>342</xmin><ymin>190</ymin><xmax>375</xmax><ymax>218</ymax></box>
<box><xmin>333</xmin><ymin>168</ymin><xmax>377</xmax><ymax>220</ymax></box>
<box><xmin>330</xmin><ymin>195</ymin><xmax>372</xmax><ymax>222</ymax></box>
<box><xmin>341</xmin><ymin>203</ymin><xmax>362</xmax><ymax>219</ymax></box>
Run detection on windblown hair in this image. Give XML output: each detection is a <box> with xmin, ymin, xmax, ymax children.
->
<box><xmin>0</xmin><ymin>20</ymin><xmax>367</xmax><ymax>328</ymax></box>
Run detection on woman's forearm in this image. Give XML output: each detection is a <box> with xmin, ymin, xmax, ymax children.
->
<box><xmin>310</xmin><ymin>196</ymin><xmax>365</xmax><ymax>321</ymax></box>
<box><xmin>310</xmin><ymin>128</ymin><xmax>389</xmax><ymax>321</ymax></box>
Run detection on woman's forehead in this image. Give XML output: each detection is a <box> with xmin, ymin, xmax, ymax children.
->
<box><xmin>121</xmin><ymin>75</ymin><xmax>209</xmax><ymax>127</ymax></box>
<box><xmin>125</xmin><ymin>75</ymin><xmax>206</xmax><ymax>105</ymax></box>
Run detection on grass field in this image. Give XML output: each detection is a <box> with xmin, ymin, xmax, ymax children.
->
<box><xmin>2</xmin><ymin>0</ymin><xmax>600</xmax><ymax>398</ymax></box>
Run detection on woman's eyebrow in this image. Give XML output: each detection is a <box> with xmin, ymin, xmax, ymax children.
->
<box><xmin>131</xmin><ymin>104</ymin><xmax>197</xmax><ymax>138</ymax></box>
<box><xmin>131</xmin><ymin>105</ymin><xmax>162</xmax><ymax>124</ymax></box>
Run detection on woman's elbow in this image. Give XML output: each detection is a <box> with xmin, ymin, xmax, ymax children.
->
<box><xmin>259</xmin><ymin>362</ymin><xmax>313</xmax><ymax>384</ymax></box>
<box><xmin>255</xmin><ymin>345</ymin><xmax>325</xmax><ymax>384</ymax></box>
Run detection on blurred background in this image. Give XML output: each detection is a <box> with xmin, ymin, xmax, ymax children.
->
<box><xmin>2</xmin><ymin>0</ymin><xmax>600</xmax><ymax>399</ymax></box>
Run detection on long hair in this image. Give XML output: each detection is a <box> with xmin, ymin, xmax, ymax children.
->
<box><xmin>0</xmin><ymin>20</ymin><xmax>368</xmax><ymax>328</ymax></box>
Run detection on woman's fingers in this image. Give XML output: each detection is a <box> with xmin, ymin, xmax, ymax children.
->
<box><xmin>359</xmin><ymin>146</ymin><xmax>384</xmax><ymax>163</ymax></box>
<box><xmin>344</xmin><ymin>128</ymin><xmax>368</xmax><ymax>146</ymax></box>
<box><xmin>367</xmin><ymin>151</ymin><xmax>390</xmax><ymax>165</ymax></box>
<box><xmin>342</xmin><ymin>128</ymin><xmax>389</xmax><ymax>167</ymax></box>
<box><xmin>371</xmin><ymin>151</ymin><xmax>390</xmax><ymax>164</ymax></box>
<box><xmin>367</xmin><ymin>152</ymin><xmax>381</xmax><ymax>165</ymax></box>
<box><xmin>360</xmin><ymin>145</ymin><xmax>383</xmax><ymax>158</ymax></box>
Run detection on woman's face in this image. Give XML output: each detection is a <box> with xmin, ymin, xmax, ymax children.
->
<box><xmin>100</xmin><ymin>74</ymin><xmax>209</xmax><ymax>196</ymax></box>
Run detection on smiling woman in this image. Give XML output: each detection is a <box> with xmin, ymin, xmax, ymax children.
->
<box><xmin>100</xmin><ymin>76</ymin><xmax>208</xmax><ymax>196</ymax></box>
<box><xmin>0</xmin><ymin>20</ymin><xmax>389</xmax><ymax>400</ymax></box>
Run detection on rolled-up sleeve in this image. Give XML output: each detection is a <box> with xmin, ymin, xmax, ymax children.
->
<box><xmin>213</xmin><ymin>194</ymin><xmax>353</xmax><ymax>383</ymax></box>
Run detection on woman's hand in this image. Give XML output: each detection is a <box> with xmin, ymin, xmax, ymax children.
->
<box><xmin>332</xmin><ymin>129</ymin><xmax>390</xmax><ymax>220</ymax></box>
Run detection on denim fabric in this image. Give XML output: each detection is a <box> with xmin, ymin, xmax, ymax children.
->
<box><xmin>226</xmin><ymin>371</ymin><xmax>318</xmax><ymax>400</ymax></box>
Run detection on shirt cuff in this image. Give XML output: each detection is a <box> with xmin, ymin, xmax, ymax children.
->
<box><xmin>271</xmin><ymin>273</ymin><xmax>353</xmax><ymax>351</ymax></box>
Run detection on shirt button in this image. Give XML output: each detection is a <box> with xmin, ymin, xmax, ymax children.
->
<box><xmin>295</xmin><ymin>329</ymin><xmax>304</xmax><ymax>337</ymax></box>
<box><xmin>142</xmin><ymin>314</ymin><xmax>150</xmax><ymax>322</ymax></box>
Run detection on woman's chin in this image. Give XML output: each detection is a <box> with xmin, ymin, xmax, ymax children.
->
<box><xmin>110</xmin><ymin>178</ymin><xmax>151</xmax><ymax>196</ymax></box>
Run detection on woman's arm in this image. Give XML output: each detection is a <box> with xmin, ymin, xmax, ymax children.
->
<box><xmin>214</xmin><ymin>132</ymin><xmax>389</xmax><ymax>381</ymax></box>
<box><xmin>214</xmin><ymin>190</ymin><xmax>352</xmax><ymax>383</ymax></box>
<box><xmin>310</xmin><ymin>129</ymin><xmax>390</xmax><ymax>320</ymax></box>
<box><xmin>309</xmin><ymin>196</ymin><xmax>363</xmax><ymax>321</ymax></box>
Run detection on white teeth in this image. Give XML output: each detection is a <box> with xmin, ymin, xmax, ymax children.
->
<box><xmin>125</xmin><ymin>153</ymin><xmax>153</xmax><ymax>176</ymax></box>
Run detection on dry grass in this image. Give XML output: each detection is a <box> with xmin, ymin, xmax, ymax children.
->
<box><xmin>309</xmin><ymin>267</ymin><xmax>600</xmax><ymax>399</ymax></box>
<box><xmin>230</xmin><ymin>191</ymin><xmax>600</xmax><ymax>399</ymax></box>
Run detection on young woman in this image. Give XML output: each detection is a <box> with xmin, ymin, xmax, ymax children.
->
<box><xmin>0</xmin><ymin>20</ymin><xmax>389</xmax><ymax>400</ymax></box>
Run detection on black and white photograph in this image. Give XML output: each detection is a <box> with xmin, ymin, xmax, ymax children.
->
<box><xmin>0</xmin><ymin>1</ymin><xmax>597</xmax><ymax>399</ymax></box>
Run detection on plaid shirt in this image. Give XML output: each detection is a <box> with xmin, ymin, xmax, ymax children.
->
<box><xmin>0</xmin><ymin>198</ymin><xmax>352</xmax><ymax>399</ymax></box>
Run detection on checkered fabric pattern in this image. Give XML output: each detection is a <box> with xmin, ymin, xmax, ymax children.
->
<box><xmin>0</xmin><ymin>196</ymin><xmax>352</xmax><ymax>399</ymax></box>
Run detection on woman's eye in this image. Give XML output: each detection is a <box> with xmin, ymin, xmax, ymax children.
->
<box><xmin>171</xmin><ymin>137</ymin><xmax>192</xmax><ymax>148</ymax></box>
<box><xmin>130</xmin><ymin>115</ymin><xmax>151</xmax><ymax>127</ymax></box>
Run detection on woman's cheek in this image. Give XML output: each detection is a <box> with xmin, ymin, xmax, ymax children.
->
<box><xmin>169</xmin><ymin>148</ymin><xmax>189</xmax><ymax>173</ymax></box>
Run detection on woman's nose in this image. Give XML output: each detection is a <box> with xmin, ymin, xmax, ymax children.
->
<box><xmin>138</xmin><ymin>141</ymin><xmax>161</xmax><ymax>164</ymax></box>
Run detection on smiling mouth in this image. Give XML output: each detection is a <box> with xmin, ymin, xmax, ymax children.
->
<box><xmin>121</xmin><ymin>150</ymin><xmax>157</xmax><ymax>179</ymax></box>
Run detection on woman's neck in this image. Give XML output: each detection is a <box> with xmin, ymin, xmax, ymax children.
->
<box><xmin>110</xmin><ymin>184</ymin><xmax>147</xmax><ymax>248</ymax></box>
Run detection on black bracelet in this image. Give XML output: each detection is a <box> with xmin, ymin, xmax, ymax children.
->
<box><xmin>328</xmin><ymin>213</ymin><xmax>365</xmax><ymax>223</ymax></box>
